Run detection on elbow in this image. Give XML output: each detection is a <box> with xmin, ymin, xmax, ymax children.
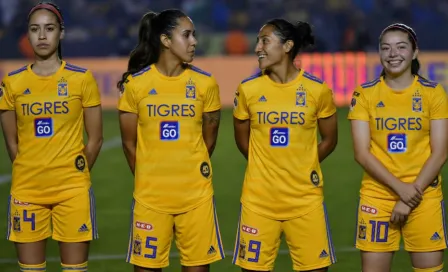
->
<box><xmin>354</xmin><ymin>149</ymin><xmax>367</xmax><ymax>166</ymax></box>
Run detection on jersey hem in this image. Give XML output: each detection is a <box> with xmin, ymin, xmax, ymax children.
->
<box><xmin>11</xmin><ymin>185</ymin><xmax>91</xmax><ymax>205</ymax></box>
<box><xmin>347</xmin><ymin>116</ymin><xmax>369</xmax><ymax>121</ymax></box>
<box><xmin>233</xmin><ymin>113</ymin><xmax>249</xmax><ymax>121</ymax></box>
<box><xmin>134</xmin><ymin>193</ymin><xmax>214</xmax><ymax>215</ymax></box>
<box><xmin>0</xmin><ymin>107</ymin><xmax>14</xmax><ymax>111</ymax></box>
<box><xmin>117</xmin><ymin>107</ymin><xmax>138</xmax><ymax>114</ymax></box>
<box><xmin>203</xmin><ymin>106</ymin><xmax>221</xmax><ymax>113</ymax></box>
<box><xmin>83</xmin><ymin>102</ymin><xmax>101</xmax><ymax>108</ymax></box>
<box><xmin>241</xmin><ymin>200</ymin><xmax>323</xmax><ymax>220</ymax></box>
<box><xmin>430</xmin><ymin>116</ymin><xmax>448</xmax><ymax>120</ymax></box>
<box><xmin>318</xmin><ymin>109</ymin><xmax>337</xmax><ymax>119</ymax></box>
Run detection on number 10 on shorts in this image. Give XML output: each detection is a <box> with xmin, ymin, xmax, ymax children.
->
<box><xmin>160</xmin><ymin>121</ymin><xmax>179</xmax><ymax>141</ymax></box>
<box><xmin>270</xmin><ymin>127</ymin><xmax>289</xmax><ymax>147</ymax></box>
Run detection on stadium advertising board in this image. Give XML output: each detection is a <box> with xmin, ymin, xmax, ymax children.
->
<box><xmin>0</xmin><ymin>53</ymin><xmax>446</xmax><ymax>108</ymax></box>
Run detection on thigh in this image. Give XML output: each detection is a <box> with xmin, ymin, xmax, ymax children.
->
<box><xmin>126</xmin><ymin>199</ymin><xmax>174</xmax><ymax>269</ymax></box>
<box><xmin>232</xmin><ymin>204</ymin><xmax>282</xmax><ymax>272</ymax></box>
<box><xmin>355</xmin><ymin>197</ymin><xmax>400</xmax><ymax>252</ymax></box>
<box><xmin>403</xmin><ymin>198</ymin><xmax>447</xmax><ymax>252</ymax></box>
<box><xmin>6</xmin><ymin>195</ymin><xmax>51</xmax><ymax>243</ymax></box>
<box><xmin>282</xmin><ymin>203</ymin><xmax>335</xmax><ymax>272</ymax></box>
<box><xmin>174</xmin><ymin>197</ymin><xmax>225</xmax><ymax>267</ymax></box>
<box><xmin>52</xmin><ymin>188</ymin><xmax>98</xmax><ymax>242</ymax></box>
<box><xmin>361</xmin><ymin>251</ymin><xmax>394</xmax><ymax>272</ymax></box>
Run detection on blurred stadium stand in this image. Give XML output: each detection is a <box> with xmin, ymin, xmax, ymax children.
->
<box><xmin>1</xmin><ymin>0</ymin><xmax>448</xmax><ymax>59</ymax></box>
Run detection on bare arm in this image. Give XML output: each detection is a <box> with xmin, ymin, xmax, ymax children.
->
<box><xmin>83</xmin><ymin>106</ymin><xmax>103</xmax><ymax>170</ymax></box>
<box><xmin>119</xmin><ymin>111</ymin><xmax>138</xmax><ymax>175</ymax></box>
<box><xmin>202</xmin><ymin>110</ymin><xmax>221</xmax><ymax>157</ymax></box>
<box><xmin>317</xmin><ymin>113</ymin><xmax>338</xmax><ymax>162</ymax></box>
<box><xmin>234</xmin><ymin>117</ymin><xmax>250</xmax><ymax>160</ymax></box>
<box><xmin>0</xmin><ymin>110</ymin><xmax>18</xmax><ymax>162</ymax></box>
<box><xmin>351</xmin><ymin>120</ymin><xmax>422</xmax><ymax>207</ymax></box>
<box><xmin>413</xmin><ymin>119</ymin><xmax>448</xmax><ymax>191</ymax></box>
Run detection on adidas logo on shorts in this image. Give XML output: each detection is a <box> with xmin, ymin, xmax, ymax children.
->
<box><xmin>207</xmin><ymin>245</ymin><xmax>216</xmax><ymax>255</ymax></box>
<box><xmin>319</xmin><ymin>250</ymin><xmax>329</xmax><ymax>258</ymax></box>
<box><xmin>78</xmin><ymin>224</ymin><xmax>89</xmax><ymax>233</ymax></box>
<box><xmin>430</xmin><ymin>232</ymin><xmax>442</xmax><ymax>241</ymax></box>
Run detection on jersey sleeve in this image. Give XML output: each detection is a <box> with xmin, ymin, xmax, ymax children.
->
<box><xmin>81</xmin><ymin>70</ymin><xmax>101</xmax><ymax>107</ymax></box>
<box><xmin>203</xmin><ymin>77</ymin><xmax>221</xmax><ymax>112</ymax></box>
<box><xmin>233</xmin><ymin>84</ymin><xmax>250</xmax><ymax>120</ymax></box>
<box><xmin>347</xmin><ymin>87</ymin><xmax>369</xmax><ymax>121</ymax></box>
<box><xmin>429</xmin><ymin>84</ymin><xmax>448</xmax><ymax>119</ymax></box>
<box><xmin>0</xmin><ymin>77</ymin><xmax>15</xmax><ymax>110</ymax></box>
<box><xmin>317</xmin><ymin>83</ymin><xmax>337</xmax><ymax>118</ymax></box>
<box><xmin>117</xmin><ymin>76</ymin><xmax>138</xmax><ymax>114</ymax></box>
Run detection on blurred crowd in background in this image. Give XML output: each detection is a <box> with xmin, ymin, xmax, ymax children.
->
<box><xmin>0</xmin><ymin>0</ymin><xmax>446</xmax><ymax>59</ymax></box>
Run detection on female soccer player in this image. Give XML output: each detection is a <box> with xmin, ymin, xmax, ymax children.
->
<box><xmin>117</xmin><ymin>9</ymin><xmax>224</xmax><ymax>272</ymax></box>
<box><xmin>349</xmin><ymin>23</ymin><xmax>448</xmax><ymax>272</ymax></box>
<box><xmin>233</xmin><ymin>19</ymin><xmax>338</xmax><ymax>272</ymax></box>
<box><xmin>0</xmin><ymin>2</ymin><xmax>103</xmax><ymax>272</ymax></box>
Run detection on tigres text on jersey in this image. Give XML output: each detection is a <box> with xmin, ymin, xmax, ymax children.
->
<box><xmin>348</xmin><ymin>76</ymin><xmax>448</xmax><ymax>201</ymax></box>
<box><xmin>233</xmin><ymin>70</ymin><xmax>336</xmax><ymax>220</ymax></box>
<box><xmin>118</xmin><ymin>64</ymin><xmax>221</xmax><ymax>214</ymax></box>
<box><xmin>0</xmin><ymin>61</ymin><xmax>101</xmax><ymax>204</ymax></box>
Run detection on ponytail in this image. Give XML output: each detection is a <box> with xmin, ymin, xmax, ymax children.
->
<box><xmin>117</xmin><ymin>12</ymin><xmax>159</xmax><ymax>90</ymax></box>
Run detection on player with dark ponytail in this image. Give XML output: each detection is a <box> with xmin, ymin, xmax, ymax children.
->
<box><xmin>118</xmin><ymin>9</ymin><xmax>224</xmax><ymax>272</ymax></box>
<box><xmin>0</xmin><ymin>1</ymin><xmax>103</xmax><ymax>272</ymax></box>
<box><xmin>233</xmin><ymin>18</ymin><xmax>338</xmax><ymax>272</ymax></box>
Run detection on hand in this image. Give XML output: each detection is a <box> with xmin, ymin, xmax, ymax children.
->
<box><xmin>396</xmin><ymin>182</ymin><xmax>423</xmax><ymax>208</ymax></box>
<box><xmin>390</xmin><ymin>200</ymin><xmax>412</xmax><ymax>225</ymax></box>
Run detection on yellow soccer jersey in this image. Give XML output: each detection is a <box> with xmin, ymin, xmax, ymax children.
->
<box><xmin>118</xmin><ymin>64</ymin><xmax>221</xmax><ymax>214</ymax></box>
<box><xmin>0</xmin><ymin>61</ymin><xmax>101</xmax><ymax>204</ymax></box>
<box><xmin>233</xmin><ymin>70</ymin><xmax>336</xmax><ymax>220</ymax></box>
<box><xmin>348</xmin><ymin>76</ymin><xmax>448</xmax><ymax>201</ymax></box>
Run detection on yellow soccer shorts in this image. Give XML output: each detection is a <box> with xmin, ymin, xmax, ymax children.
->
<box><xmin>6</xmin><ymin>188</ymin><xmax>98</xmax><ymax>243</ymax></box>
<box><xmin>233</xmin><ymin>203</ymin><xmax>336</xmax><ymax>271</ymax></box>
<box><xmin>126</xmin><ymin>197</ymin><xmax>225</xmax><ymax>268</ymax></box>
<box><xmin>355</xmin><ymin>196</ymin><xmax>447</xmax><ymax>252</ymax></box>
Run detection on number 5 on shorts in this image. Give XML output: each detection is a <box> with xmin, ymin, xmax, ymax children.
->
<box><xmin>145</xmin><ymin>236</ymin><xmax>157</xmax><ymax>259</ymax></box>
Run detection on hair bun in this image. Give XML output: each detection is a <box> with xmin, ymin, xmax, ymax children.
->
<box><xmin>295</xmin><ymin>21</ymin><xmax>315</xmax><ymax>49</ymax></box>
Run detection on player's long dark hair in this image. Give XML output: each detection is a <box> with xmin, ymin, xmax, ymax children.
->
<box><xmin>265</xmin><ymin>19</ymin><xmax>315</xmax><ymax>61</ymax></box>
<box><xmin>379</xmin><ymin>23</ymin><xmax>421</xmax><ymax>77</ymax></box>
<box><xmin>28</xmin><ymin>1</ymin><xmax>64</xmax><ymax>59</ymax></box>
<box><xmin>117</xmin><ymin>9</ymin><xmax>187</xmax><ymax>91</ymax></box>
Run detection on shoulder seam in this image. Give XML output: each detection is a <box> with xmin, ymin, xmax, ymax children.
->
<box><xmin>241</xmin><ymin>71</ymin><xmax>263</xmax><ymax>84</ymax></box>
<box><xmin>303</xmin><ymin>72</ymin><xmax>323</xmax><ymax>84</ymax></box>
<box><xmin>132</xmin><ymin>66</ymin><xmax>151</xmax><ymax>77</ymax></box>
<box><xmin>190</xmin><ymin>65</ymin><xmax>212</xmax><ymax>77</ymax></box>
<box><xmin>417</xmin><ymin>77</ymin><xmax>438</xmax><ymax>88</ymax></box>
<box><xmin>8</xmin><ymin>66</ymin><xmax>27</xmax><ymax>76</ymax></box>
<box><xmin>361</xmin><ymin>78</ymin><xmax>381</xmax><ymax>88</ymax></box>
<box><xmin>65</xmin><ymin>63</ymin><xmax>87</xmax><ymax>73</ymax></box>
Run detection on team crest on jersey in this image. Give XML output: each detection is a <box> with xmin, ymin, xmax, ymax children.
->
<box><xmin>133</xmin><ymin>235</ymin><xmax>142</xmax><ymax>256</ymax></box>
<box><xmin>238</xmin><ymin>238</ymin><xmax>246</xmax><ymax>260</ymax></box>
<box><xmin>412</xmin><ymin>90</ymin><xmax>422</xmax><ymax>112</ymax></box>
<box><xmin>186</xmin><ymin>78</ymin><xmax>196</xmax><ymax>99</ymax></box>
<box><xmin>13</xmin><ymin>211</ymin><xmax>21</xmax><ymax>232</ymax></box>
<box><xmin>200</xmin><ymin>162</ymin><xmax>211</xmax><ymax>178</ymax></box>
<box><xmin>358</xmin><ymin>219</ymin><xmax>366</xmax><ymax>240</ymax></box>
<box><xmin>310</xmin><ymin>170</ymin><xmax>320</xmax><ymax>186</ymax></box>
<box><xmin>57</xmin><ymin>77</ymin><xmax>68</xmax><ymax>97</ymax></box>
<box><xmin>75</xmin><ymin>155</ymin><xmax>86</xmax><ymax>171</ymax></box>
<box><xmin>296</xmin><ymin>85</ymin><xmax>306</xmax><ymax>107</ymax></box>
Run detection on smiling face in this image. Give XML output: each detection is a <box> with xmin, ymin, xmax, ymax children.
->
<box><xmin>379</xmin><ymin>30</ymin><xmax>418</xmax><ymax>77</ymax></box>
<box><xmin>254</xmin><ymin>24</ymin><xmax>292</xmax><ymax>70</ymax></box>
<box><xmin>28</xmin><ymin>9</ymin><xmax>64</xmax><ymax>59</ymax></box>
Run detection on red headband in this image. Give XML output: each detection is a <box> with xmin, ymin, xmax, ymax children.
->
<box><xmin>28</xmin><ymin>4</ymin><xmax>63</xmax><ymax>25</ymax></box>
